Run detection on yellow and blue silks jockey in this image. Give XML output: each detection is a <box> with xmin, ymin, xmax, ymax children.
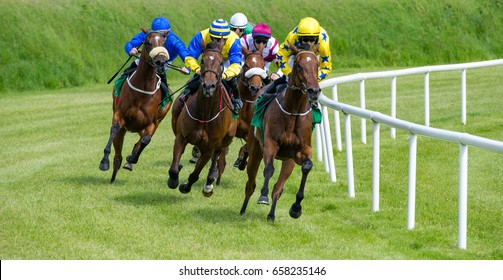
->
<box><xmin>181</xmin><ymin>19</ymin><xmax>243</xmax><ymax>113</ymax></box>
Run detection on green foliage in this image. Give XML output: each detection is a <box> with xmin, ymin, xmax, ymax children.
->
<box><xmin>1</xmin><ymin>0</ymin><xmax>503</xmax><ymax>92</ymax></box>
<box><xmin>0</xmin><ymin>66</ymin><xmax>502</xmax><ymax>259</ymax></box>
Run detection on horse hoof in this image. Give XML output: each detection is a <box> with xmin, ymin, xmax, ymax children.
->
<box><xmin>267</xmin><ymin>214</ymin><xmax>275</xmax><ymax>222</ymax></box>
<box><xmin>99</xmin><ymin>160</ymin><xmax>109</xmax><ymax>171</ymax></box>
<box><xmin>99</xmin><ymin>163</ymin><xmax>109</xmax><ymax>171</ymax></box>
<box><xmin>202</xmin><ymin>184</ymin><xmax>214</xmax><ymax>197</ymax></box>
<box><xmin>289</xmin><ymin>204</ymin><xmax>302</xmax><ymax>219</ymax></box>
<box><xmin>233</xmin><ymin>158</ymin><xmax>242</xmax><ymax>168</ymax></box>
<box><xmin>238</xmin><ymin>160</ymin><xmax>247</xmax><ymax>171</ymax></box>
<box><xmin>167</xmin><ymin>177</ymin><xmax>179</xmax><ymax>189</ymax></box>
<box><xmin>257</xmin><ymin>196</ymin><xmax>269</xmax><ymax>205</ymax></box>
<box><xmin>189</xmin><ymin>157</ymin><xmax>198</xmax><ymax>164</ymax></box>
<box><xmin>179</xmin><ymin>183</ymin><xmax>191</xmax><ymax>194</ymax></box>
<box><xmin>123</xmin><ymin>162</ymin><xmax>133</xmax><ymax>171</ymax></box>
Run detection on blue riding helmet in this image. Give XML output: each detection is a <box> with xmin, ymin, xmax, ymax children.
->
<box><xmin>151</xmin><ymin>17</ymin><xmax>171</xmax><ymax>31</ymax></box>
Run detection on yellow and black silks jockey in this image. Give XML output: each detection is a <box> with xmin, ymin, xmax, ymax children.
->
<box><xmin>265</xmin><ymin>17</ymin><xmax>332</xmax><ymax>109</ymax></box>
<box><xmin>180</xmin><ymin>19</ymin><xmax>243</xmax><ymax>113</ymax></box>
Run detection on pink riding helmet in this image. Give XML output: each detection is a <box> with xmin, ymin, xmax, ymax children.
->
<box><xmin>252</xmin><ymin>23</ymin><xmax>272</xmax><ymax>38</ymax></box>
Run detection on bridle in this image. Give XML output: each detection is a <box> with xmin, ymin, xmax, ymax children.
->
<box><xmin>126</xmin><ymin>30</ymin><xmax>168</xmax><ymax>95</ymax></box>
<box><xmin>199</xmin><ymin>48</ymin><xmax>224</xmax><ymax>84</ymax></box>
<box><xmin>239</xmin><ymin>51</ymin><xmax>266</xmax><ymax>101</ymax></box>
<box><xmin>275</xmin><ymin>50</ymin><xmax>320</xmax><ymax>116</ymax></box>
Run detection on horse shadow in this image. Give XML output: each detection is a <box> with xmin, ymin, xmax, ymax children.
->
<box><xmin>113</xmin><ymin>191</ymin><xmax>188</xmax><ymax>206</ymax></box>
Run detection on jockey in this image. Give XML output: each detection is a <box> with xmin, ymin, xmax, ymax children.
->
<box><xmin>240</xmin><ymin>23</ymin><xmax>280</xmax><ymax>82</ymax></box>
<box><xmin>121</xmin><ymin>17</ymin><xmax>190</xmax><ymax>95</ymax></box>
<box><xmin>181</xmin><ymin>18</ymin><xmax>243</xmax><ymax>113</ymax></box>
<box><xmin>265</xmin><ymin>17</ymin><xmax>332</xmax><ymax>107</ymax></box>
<box><xmin>229</xmin><ymin>12</ymin><xmax>255</xmax><ymax>38</ymax></box>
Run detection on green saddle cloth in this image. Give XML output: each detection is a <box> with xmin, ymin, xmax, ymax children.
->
<box><xmin>251</xmin><ymin>92</ymin><xmax>322</xmax><ymax>131</ymax></box>
<box><xmin>114</xmin><ymin>74</ymin><xmax>171</xmax><ymax>110</ymax></box>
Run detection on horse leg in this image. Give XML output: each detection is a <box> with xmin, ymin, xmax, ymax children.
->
<box><xmin>258</xmin><ymin>150</ymin><xmax>276</xmax><ymax>205</ymax></box>
<box><xmin>203</xmin><ymin>150</ymin><xmax>221</xmax><ymax>197</ymax></box>
<box><xmin>238</xmin><ymin>144</ymin><xmax>249</xmax><ymax>170</ymax></box>
<box><xmin>167</xmin><ymin>135</ymin><xmax>186</xmax><ymax>189</ymax></box>
<box><xmin>179</xmin><ymin>148</ymin><xmax>214</xmax><ymax>194</ymax></box>
<box><xmin>99</xmin><ymin>122</ymin><xmax>120</xmax><ymax>171</ymax></box>
<box><xmin>239</xmin><ymin>136</ymin><xmax>262</xmax><ymax>215</ymax></box>
<box><xmin>289</xmin><ymin>158</ymin><xmax>313</xmax><ymax>219</ymax></box>
<box><xmin>267</xmin><ymin>159</ymin><xmax>295</xmax><ymax>222</ymax></box>
<box><xmin>233</xmin><ymin>144</ymin><xmax>249</xmax><ymax>170</ymax></box>
<box><xmin>233</xmin><ymin>144</ymin><xmax>246</xmax><ymax>168</ymax></box>
<box><xmin>124</xmin><ymin>133</ymin><xmax>151</xmax><ymax>171</ymax></box>
<box><xmin>124</xmin><ymin>122</ymin><xmax>157</xmax><ymax>170</ymax></box>
<box><xmin>110</xmin><ymin>128</ymin><xmax>126</xmax><ymax>183</ymax></box>
<box><xmin>215</xmin><ymin>147</ymin><xmax>227</xmax><ymax>186</ymax></box>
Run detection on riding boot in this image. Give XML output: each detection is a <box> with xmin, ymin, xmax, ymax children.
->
<box><xmin>265</xmin><ymin>75</ymin><xmax>287</xmax><ymax>95</ymax></box>
<box><xmin>231</xmin><ymin>94</ymin><xmax>243</xmax><ymax>113</ymax></box>
<box><xmin>179</xmin><ymin>74</ymin><xmax>200</xmax><ymax>102</ymax></box>
<box><xmin>160</xmin><ymin>72</ymin><xmax>169</xmax><ymax>99</ymax></box>
<box><xmin>224</xmin><ymin>77</ymin><xmax>242</xmax><ymax>113</ymax></box>
<box><xmin>121</xmin><ymin>61</ymin><xmax>138</xmax><ymax>77</ymax></box>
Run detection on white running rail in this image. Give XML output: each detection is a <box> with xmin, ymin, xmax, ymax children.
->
<box><xmin>318</xmin><ymin>59</ymin><xmax>503</xmax><ymax>147</ymax></box>
<box><xmin>317</xmin><ymin>96</ymin><xmax>503</xmax><ymax>249</ymax></box>
<box><xmin>315</xmin><ymin>59</ymin><xmax>503</xmax><ymax>249</ymax></box>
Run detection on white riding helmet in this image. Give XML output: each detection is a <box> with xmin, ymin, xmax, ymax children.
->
<box><xmin>230</xmin><ymin>12</ymin><xmax>248</xmax><ymax>29</ymax></box>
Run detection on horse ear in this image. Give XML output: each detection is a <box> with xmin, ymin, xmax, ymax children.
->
<box><xmin>313</xmin><ymin>43</ymin><xmax>320</xmax><ymax>53</ymax></box>
<box><xmin>216</xmin><ymin>39</ymin><xmax>224</xmax><ymax>51</ymax></box>
<box><xmin>140</xmin><ymin>26</ymin><xmax>148</xmax><ymax>34</ymax></box>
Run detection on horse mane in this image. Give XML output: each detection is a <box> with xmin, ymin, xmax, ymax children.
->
<box><xmin>205</xmin><ymin>40</ymin><xmax>221</xmax><ymax>51</ymax></box>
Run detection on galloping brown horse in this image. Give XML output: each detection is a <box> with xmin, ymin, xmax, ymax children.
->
<box><xmin>230</xmin><ymin>46</ymin><xmax>267</xmax><ymax>171</ymax></box>
<box><xmin>99</xmin><ymin>28</ymin><xmax>171</xmax><ymax>183</ymax></box>
<box><xmin>239</xmin><ymin>43</ymin><xmax>321</xmax><ymax>221</ymax></box>
<box><xmin>167</xmin><ymin>41</ymin><xmax>234</xmax><ymax>197</ymax></box>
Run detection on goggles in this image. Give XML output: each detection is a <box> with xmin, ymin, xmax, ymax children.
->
<box><xmin>299</xmin><ymin>36</ymin><xmax>318</xmax><ymax>43</ymax></box>
<box><xmin>254</xmin><ymin>36</ymin><xmax>268</xmax><ymax>44</ymax></box>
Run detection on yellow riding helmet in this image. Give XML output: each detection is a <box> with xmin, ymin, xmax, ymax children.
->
<box><xmin>297</xmin><ymin>17</ymin><xmax>320</xmax><ymax>37</ymax></box>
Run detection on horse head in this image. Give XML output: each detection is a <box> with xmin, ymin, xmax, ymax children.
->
<box><xmin>289</xmin><ymin>42</ymin><xmax>321</xmax><ymax>103</ymax></box>
<box><xmin>199</xmin><ymin>40</ymin><xmax>224</xmax><ymax>97</ymax></box>
<box><xmin>141</xmin><ymin>27</ymin><xmax>169</xmax><ymax>75</ymax></box>
<box><xmin>241</xmin><ymin>45</ymin><xmax>266</xmax><ymax>97</ymax></box>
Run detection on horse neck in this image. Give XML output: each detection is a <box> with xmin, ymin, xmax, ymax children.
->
<box><xmin>281</xmin><ymin>76</ymin><xmax>310</xmax><ymax>113</ymax></box>
<box><xmin>238</xmin><ymin>73</ymin><xmax>255</xmax><ymax>101</ymax></box>
<box><xmin>194</xmin><ymin>84</ymin><xmax>224</xmax><ymax>119</ymax></box>
<box><xmin>131</xmin><ymin>53</ymin><xmax>158</xmax><ymax>90</ymax></box>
